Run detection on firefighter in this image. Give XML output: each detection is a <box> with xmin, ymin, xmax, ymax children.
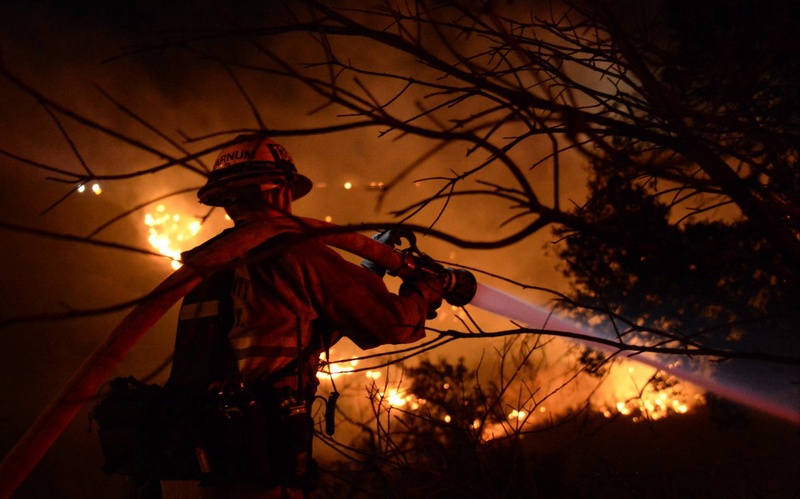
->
<box><xmin>159</xmin><ymin>135</ymin><xmax>443</xmax><ymax>498</ymax></box>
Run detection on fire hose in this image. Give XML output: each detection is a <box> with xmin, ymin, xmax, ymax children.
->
<box><xmin>0</xmin><ymin>217</ymin><xmax>475</xmax><ymax>499</ymax></box>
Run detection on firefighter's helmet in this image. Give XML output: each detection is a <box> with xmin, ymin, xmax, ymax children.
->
<box><xmin>198</xmin><ymin>135</ymin><xmax>312</xmax><ymax>206</ymax></box>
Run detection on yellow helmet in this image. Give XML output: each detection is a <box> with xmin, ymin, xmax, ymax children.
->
<box><xmin>198</xmin><ymin>135</ymin><xmax>312</xmax><ymax>206</ymax></box>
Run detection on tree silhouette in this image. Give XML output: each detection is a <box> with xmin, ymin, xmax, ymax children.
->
<box><xmin>553</xmin><ymin>162</ymin><xmax>798</xmax><ymax>354</ymax></box>
<box><xmin>549</xmin><ymin>0</ymin><xmax>799</xmax><ymax>359</ymax></box>
<box><xmin>3</xmin><ymin>0</ymin><xmax>797</xmax><ymax>361</ymax></box>
<box><xmin>1</xmin><ymin>0</ymin><xmax>799</xmax><ymax>496</ymax></box>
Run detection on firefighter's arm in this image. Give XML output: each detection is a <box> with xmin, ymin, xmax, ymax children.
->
<box><xmin>294</xmin><ymin>241</ymin><xmax>442</xmax><ymax>348</ymax></box>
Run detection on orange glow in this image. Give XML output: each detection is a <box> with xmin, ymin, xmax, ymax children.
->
<box><xmin>382</xmin><ymin>388</ymin><xmax>409</xmax><ymax>407</ymax></box>
<box><xmin>315</xmin><ymin>349</ymin><xmax>363</xmax><ymax>381</ymax></box>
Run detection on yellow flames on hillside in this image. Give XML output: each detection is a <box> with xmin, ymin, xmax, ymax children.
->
<box><xmin>594</xmin><ymin>365</ymin><xmax>701</xmax><ymax>422</ymax></box>
<box><xmin>317</xmin><ymin>347</ymin><xmax>702</xmax><ymax>438</ymax></box>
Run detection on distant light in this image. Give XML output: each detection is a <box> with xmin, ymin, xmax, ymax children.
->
<box><xmin>343</xmin><ymin>181</ymin><xmax>352</xmax><ymax>190</ymax></box>
<box><xmin>77</xmin><ymin>184</ymin><xmax>86</xmax><ymax>193</ymax></box>
<box><xmin>444</xmin><ymin>415</ymin><xmax>452</xmax><ymax>423</ymax></box>
<box><xmin>325</xmin><ymin>216</ymin><xmax>333</xmax><ymax>223</ymax></box>
<box><xmin>509</xmin><ymin>409</ymin><xmax>526</xmax><ymax>420</ymax></box>
<box><xmin>92</xmin><ymin>183</ymin><xmax>102</xmax><ymax>195</ymax></box>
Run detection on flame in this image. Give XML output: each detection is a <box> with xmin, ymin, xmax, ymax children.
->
<box><xmin>353</xmin><ymin>361</ymin><xmax>701</xmax><ymax>443</ymax></box>
<box><xmin>594</xmin><ymin>364</ymin><xmax>702</xmax><ymax>422</ymax></box>
<box><xmin>144</xmin><ymin>204</ymin><xmax>201</xmax><ymax>269</ymax></box>
<box><xmin>317</xmin><ymin>345</ymin><xmax>702</xmax><ymax>447</ymax></box>
<box><xmin>381</xmin><ymin>388</ymin><xmax>410</xmax><ymax>407</ymax></box>
<box><xmin>316</xmin><ymin>350</ymin><xmax>361</xmax><ymax>380</ymax></box>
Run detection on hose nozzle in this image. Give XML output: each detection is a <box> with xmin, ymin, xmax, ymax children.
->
<box><xmin>361</xmin><ymin>228</ymin><xmax>478</xmax><ymax>307</ymax></box>
<box><xmin>397</xmin><ymin>253</ymin><xmax>477</xmax><ymax>306</ymax></box>
<box><xmin>440</xmin><ymin>268</ymin><xmax>477</xmax><ymax>306</ymax></box>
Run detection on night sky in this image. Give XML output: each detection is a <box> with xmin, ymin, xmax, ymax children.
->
<box><xmin>1</xmin><ymin>2</ymin><xmax>798</xmax><ymax>497</ymax></box>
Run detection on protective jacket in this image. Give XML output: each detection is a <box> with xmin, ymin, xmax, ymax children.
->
<box><xmin>158</xmin><ymin>216</ymin><xmax>432</xmax><ymax>493</ymax></box>
<box><xmin>169</xmin><ymin>216</ymin><xmax>431</xmax><ymax>396</ymax></box>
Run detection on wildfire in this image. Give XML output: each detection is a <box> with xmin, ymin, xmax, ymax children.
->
<box><xmin>596</xmin><ymin>365</ymin><xmax>701</xmax><ymax>422</ymax></box>
<box><xmin>317</xmin><ymin>357</ymin><xmax>361</xmax><ymax>380</ymax></box>
<box><xmin>345</xmin><ymin>360</ymin><xmax>701</xmax><ymax>443</ymax></box>
<box><xmin>144</xmin><ymin>204</ymin><xmax>201</xmax><ymax>269</ymax></box>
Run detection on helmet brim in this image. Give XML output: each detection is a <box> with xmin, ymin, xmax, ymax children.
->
<box><xmin>198</xmin><ymin>170</ymin><xmax>313</xmax><ymax>207</ymax></box>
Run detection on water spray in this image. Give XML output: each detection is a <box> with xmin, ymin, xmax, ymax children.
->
<box><xmin>468</xmin><ymin>283</ymin><xmax>800</xmax><ymax>425</ymax></box>
<box><xmin>357</xmin><ymin>229</ymin><xmax>798</xmax><ymax>425</ymax></box>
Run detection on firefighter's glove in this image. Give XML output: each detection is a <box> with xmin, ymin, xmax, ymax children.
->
<box><xmin>361</xmin><ymin>230</ymin><xmax>404</xmax><ymax>277</ymax></box>
<box><xmin>361</xmin><ymin>258</ymin><xmax>386</xmax><ymax>277</ymax></box>
<box><xmin>400</xmin><ymin>272</ymin><xmax>444</xmax><ymax>320</ymax></box>
<box><xmin>373</xmin><ymin>229</ymin><xmax>405</xmax><ymax>247</ymax></box>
